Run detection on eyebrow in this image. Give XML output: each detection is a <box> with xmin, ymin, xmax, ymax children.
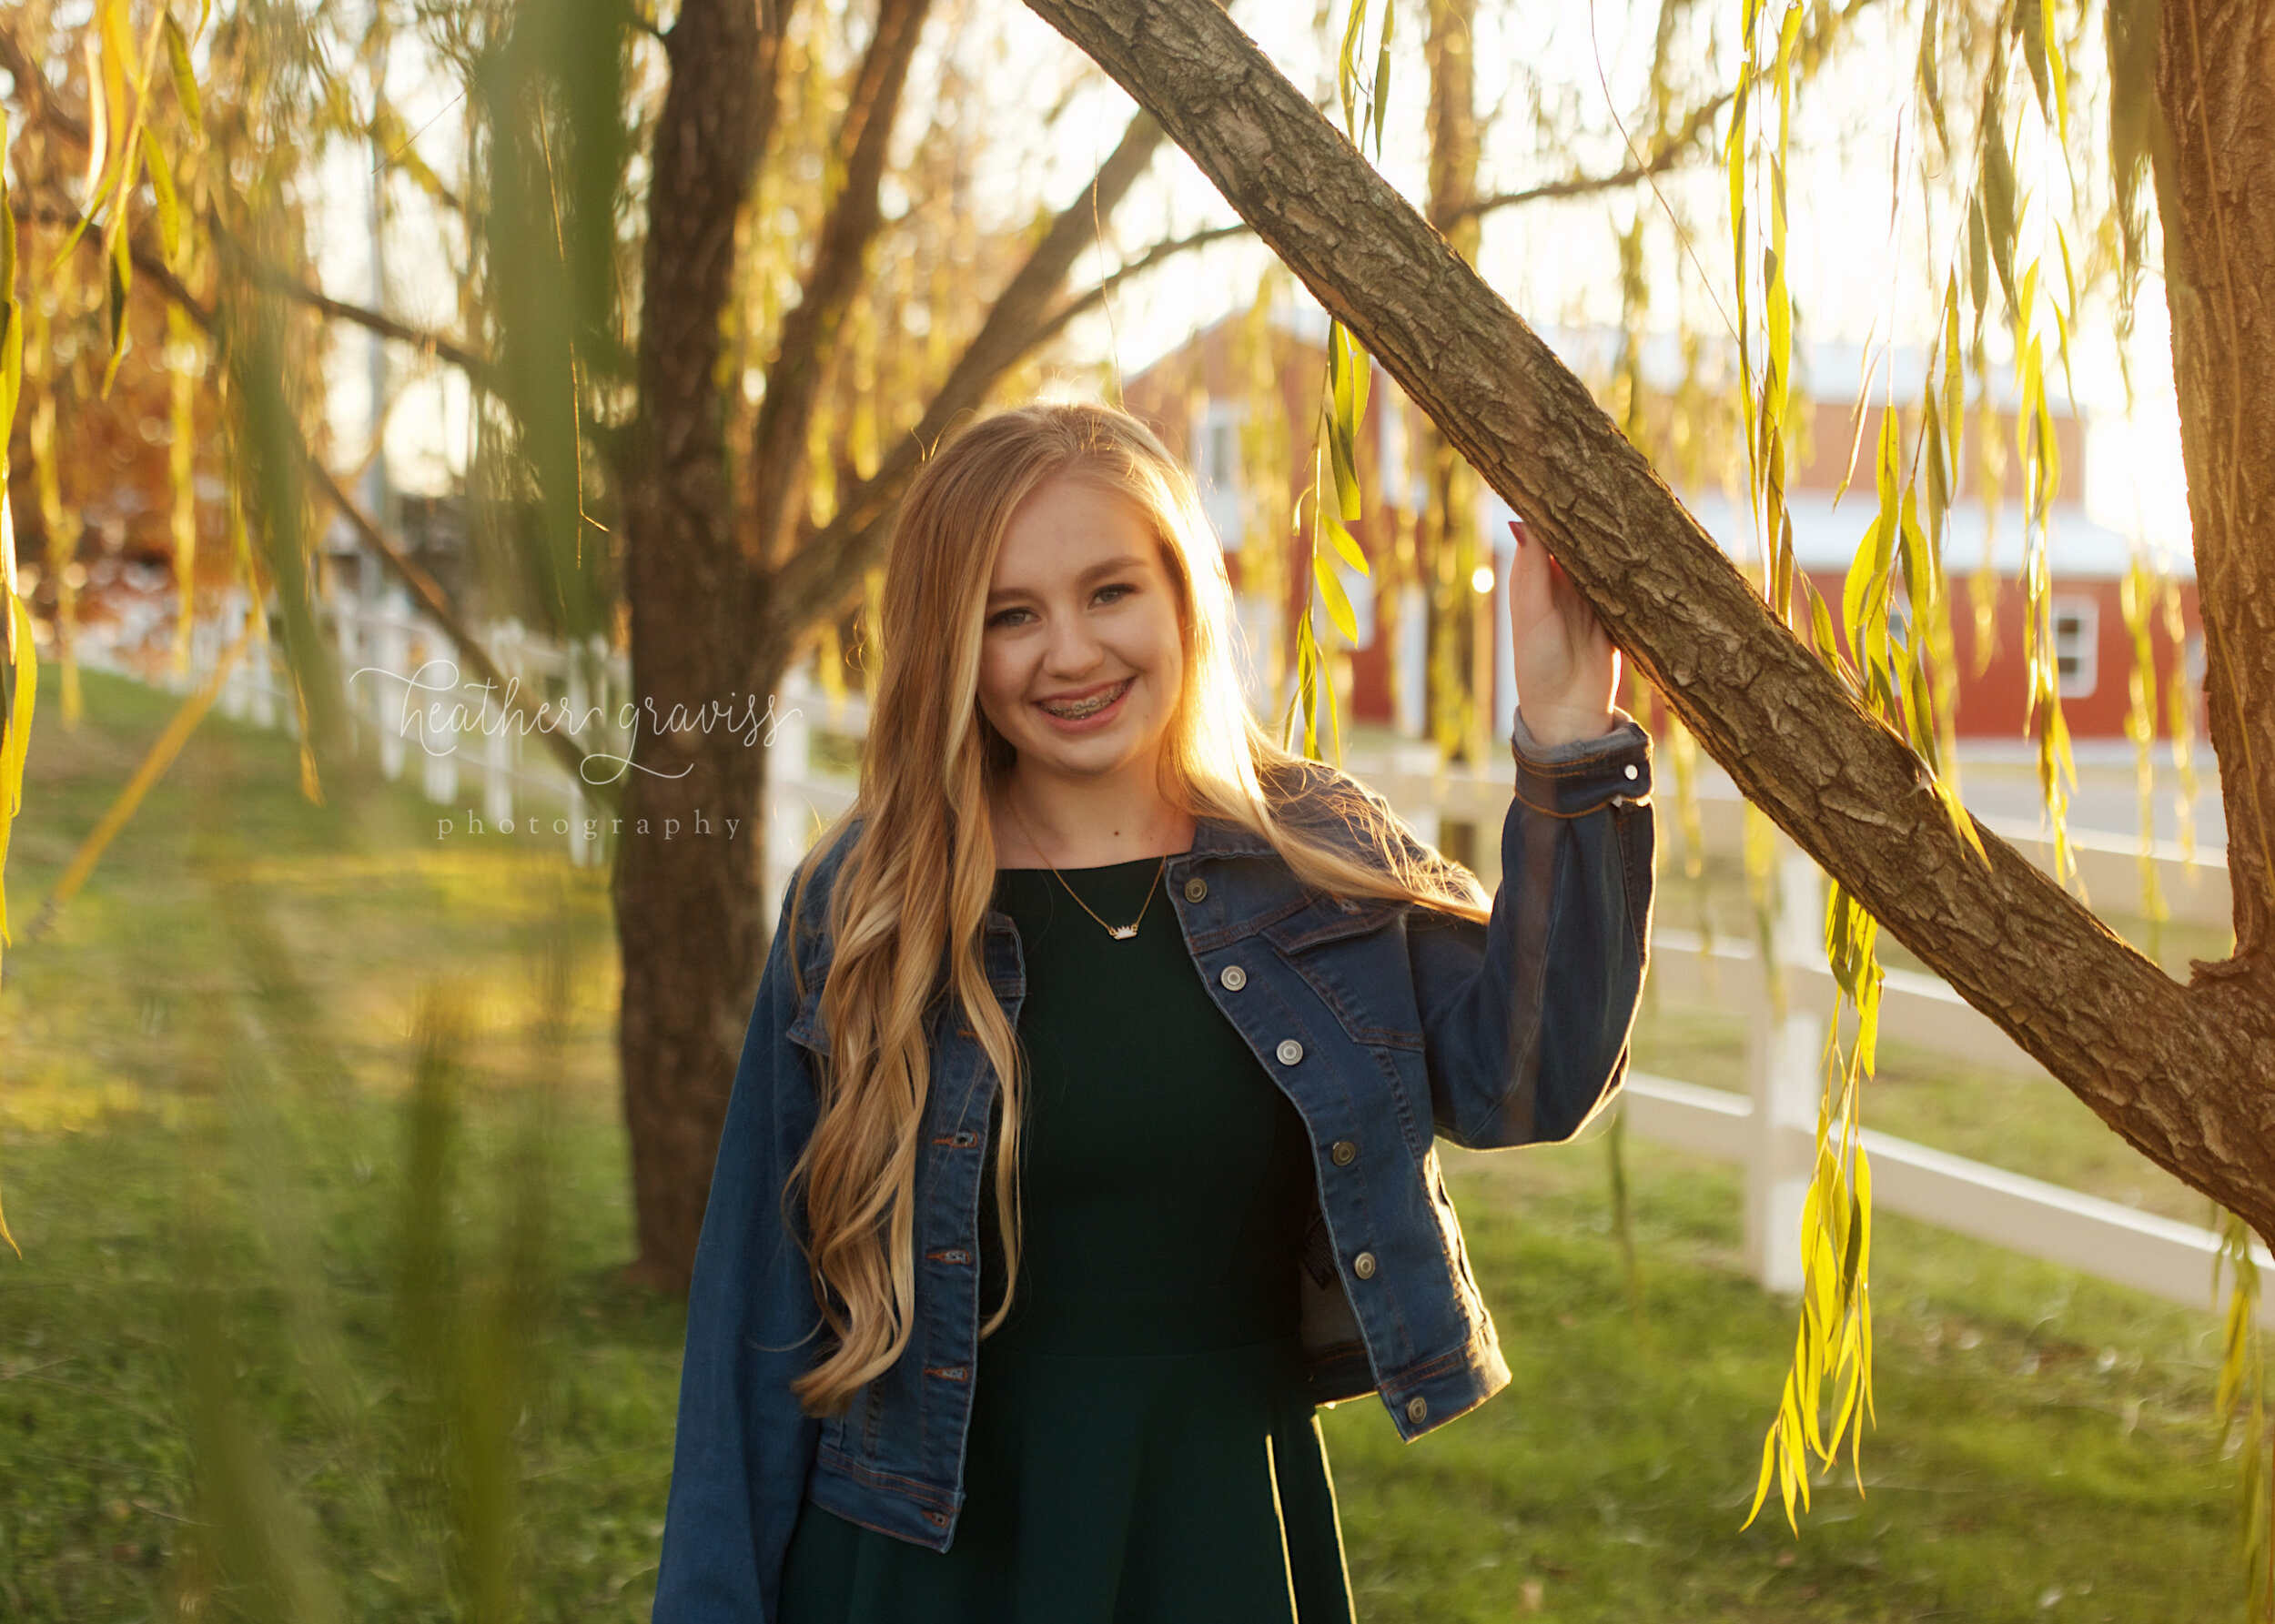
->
<box><xmin>986</xmin><ymin>554</ymin><xmax>1149</xmax><ymax>606</ymax></box>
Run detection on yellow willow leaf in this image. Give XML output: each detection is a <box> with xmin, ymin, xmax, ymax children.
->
<box><xmin>1941</xmin><ymin>277</ymin><xmax>1964</xmax><ymax>478</ymax></box>
<box><xmin>2053</xmin><ymin>223</ymin><xmax>2081</xmax><ymax>409</ymax></box>
<box><xmin>1936</xmin><ymin>773</ymin><xmax>1989</xmax><ymax>865</ymax></box>
<box><xmin>1336</xmin><ymin>0</ymin><xmax>1367</xmax><ymax>132</ymax></box>
<box><xmin>1829</xmin><ymin>1354</ymin><xmax>1863</xmax><ymax>1456</ymax></box>
<box><xmin>1842</xmin><ymin>1184</ymin><xmax>1867</xmax><ymax>1291</ymax></box>
<box><xmin>1323</xmin><ymin>513</ymin><xmax>1369</xmax><ymax>577</ymax></box>
<box><xmin>0</xmin><ymin>108</ymin><xmax>13</xmax><ymax>286</ymax></box>
<box><xmin>1343</xmin><ymin>322</ymin><xmax>1370</xmax><ymax>429</ymax></box>
<box><xmin>1811</xmin><ymin>569</ymin><xmax>1847</xmax><ymax>669</ymax></box>
<box><xmin>1782</xmin><ymin>1396</ymin><xmax>1810</xmax><ymax>1516</ymax></box>
<box><xmin>1812</xmin><ymin>1227</ymin><xmax>1841</xmax><ymax>1337</ymax></box>
<box><xmin>81</xmin><ymin>32</ymin><xmax>111</xmax><ymax>204</ymax></box>
<box><xmin>0</xmin><ymin>308</ymin><xmax>16</xmax><ymax>458</ymax></box>
<box><xmin>1368</xmin><ymin>0</ymin><xmax>1393</xmax><ymax>157</ymax></box>
<box><xmin>1329</xmin><ymin>419</ymin><xmax>1362</xmax><ymax>523</ymax></box>
<box><xmin>0</xmin><ymin>591</ymin><xmax>36</xmax><ymax>919</ymax></box>
<box><xmin>1915</xmin><ymin>0</ymin><xmax>1947</xmax><ymax>148</ymax></box>
<box><xmin>1743</xmin><ymin>1420</ymin><xmax>1781</xmax><ymax>1529</ymax></box>
<box><xmin>2042</xmin><ymin>0</ymin><xmax>2070</xmax><ymax>146</ymax></box>
<box><xmin>99</xmin><ymin>0</ymin><xmax>133</xmax><ymax>155</ymax></box>
<box><xmin>1981</xmin><ymin>126</ymin><xmax>2019</xmax><ymax>308</ymax></box>
<box><xmin>1858</xmin><ymin>1286</ymin><xmax>1876</xmax><ymax>1423</ymax></box>
<box><xmin>164</xmin><ymin>15</ymin><xmax>204</xmax><ymax>141</ymax></box>
<box><xmin>143</xmin><ymin>128</ymin><xmax>180</xmax><ymax>261</ymax></box>
<box><xmin>100</xmin><ymin>225</ymin><xmax>132</xmax><ymax>397</ymax></box>
<box><xmin>1314</xmin><ymin>552</ymin><xmax>1359</xmax><ymax>646</ymax></box>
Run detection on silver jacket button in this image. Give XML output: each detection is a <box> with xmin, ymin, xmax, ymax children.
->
<box><xmin>1406</xmin><ymin>1396</ymin><xmax>1429</xmax><ymax>1424</ymax></box>
<box><xmin>1183</xmin><ymin>877</ymin><xmax>1209</xmax><ymax>903</ymax></box>
<box><xmin>1219</xmin><ymin>964</ymin><xmax>1247</xmax><ymax>991</ymax></box>
<box><xmin>1276</xmin><ymin>1039</ymin><xmax>1304</xmax><ymax>1065</ymax></box>
<box><xmin>1352</xmin><ymin>1251</ymin><xmax>1377</xmax><ymax>1279</ymax></box>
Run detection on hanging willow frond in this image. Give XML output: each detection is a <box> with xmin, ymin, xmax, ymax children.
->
<box><xmin>1287</xmin><ymin>0</ymin><xmax>1391</xmax><ymax>764</ymax></box>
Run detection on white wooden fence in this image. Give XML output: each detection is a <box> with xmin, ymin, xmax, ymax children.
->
<box><xmin>766</xmin><ymin>672</ymin><xmax>2268</xmax><ymax>1326</ymax></box>
<box><xmin>178</xmin><ymin>588</ymin><xmax>625</xmax><ymax>868</ymax></box>
<box><xmin>170</xmin><ymin>598</ymin><xmax>2262</xmax><ymax>1324</ymax></box>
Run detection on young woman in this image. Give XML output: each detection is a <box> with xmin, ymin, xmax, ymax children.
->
<box><xmin>654</xmin><ymin>403</ymin><xmax>1653</xmax><ymax>1623</ymax></box>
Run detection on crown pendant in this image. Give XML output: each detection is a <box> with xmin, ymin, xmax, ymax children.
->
<box><xmin>1108</xmin><ymin>923</ymin><xmax>1139</xmax><ymax>941</ymax></box>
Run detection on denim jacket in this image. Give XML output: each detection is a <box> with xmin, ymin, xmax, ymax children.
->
<box><xmin>653</xmin><ymin>718</ymin><xmax>1654</xmax><ymax>1621</ymax></box>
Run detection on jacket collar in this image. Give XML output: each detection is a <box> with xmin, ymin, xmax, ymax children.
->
<box><xmin>1184</xmin><ymin>812</ymin><xmax>1279</xmax><ymax>863</ymax></box>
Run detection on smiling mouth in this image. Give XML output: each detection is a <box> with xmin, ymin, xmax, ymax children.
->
<box><xmin>1037</xmin><ymin>679</ymin><xmax>1133</xmax><ymax>721</ymax></box>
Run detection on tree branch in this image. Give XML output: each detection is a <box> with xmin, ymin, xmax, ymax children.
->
<box><xmin>226</xmin><ymin>243</ymin><xmax>496</xmax><ymax>388</ymax></box>
<box><xmin>104</xmin><ymin>257</ymin><xmax>615</xmax><ymax>804</ymax></box>
<box><xmin>744</xmin><ymin>0</ymin><xmax>936</xmax><ymax>564</ymax></box>
<box><xmin>760</xmin><ymin>106</ymin><xmax>1168</xmax><ymax>648</ymax></box>
<box><xmin>1017</xmin><ymin>0</ymin><xmax>2275</xmax><ymax>1236</ymax></box>
<box><xmin>1449</xmin><ymin>89</ymin><xmax>1733</xmax><ymax>222</ymax></box>
<box><xmin>302</xmin><ymin>459</ymin><xmax>622</xmax><ymax>808</ymax></box>
<box><xmin>1026</xmin><ymin>106</ymin><xmax>1732</xmax><ymax>360</ymax></box>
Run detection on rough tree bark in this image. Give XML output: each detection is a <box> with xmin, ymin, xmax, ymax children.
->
<box><xmin>2155</xmin><ymin>0</ymin><xmax>2275</xmax><ymax>974</ymax></box>
<box><xmin>615</xmin><ymin>0</ymin><xmax>790</xmax><ymax>1287</ymax></box>
<box><xmin>1018</xmin><ymin>0</ymin><xmax>2275</xmax><ymax>1237</ymax></box>
<box><xmin>615</xmin><ymin>5</ymin><xmax>1169</xmax><ymax>1288</ymax></box>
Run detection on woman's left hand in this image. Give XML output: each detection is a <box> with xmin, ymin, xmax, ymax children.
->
<box><xmin>1505</xmin><ymin>519</ymin><xmax>1621</xmax><ymax>747</ymax></box>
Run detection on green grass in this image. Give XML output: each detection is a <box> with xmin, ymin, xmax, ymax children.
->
<box><xmin>0</xmin><ymin>668</ymin><xmax>2251</xmax><ymax>1620</ymax></box>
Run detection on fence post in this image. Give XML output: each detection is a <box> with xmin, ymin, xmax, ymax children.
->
<box><xmin>765</xmin><ymin>670</ymin><xmax>816</xmax><ymax>914</ymax></box>
<box><xmin>420</xmin><ymin>615</ymin><xmax>460</xmax><ymax>806</ymax></box>
<box><xmin>482</xmin><ymin>623</ymin><xmax>516</xmax><ymax>826</ymax></box>
<box><xmin>375</xmin><ymin>590</ymin><xmax>410</xmax><ymax>782</ymax></box>
<box><xmin>1745</xmin><ymin>844</ymin><xmax>1824</xmax><ymax>1295</ymax></box>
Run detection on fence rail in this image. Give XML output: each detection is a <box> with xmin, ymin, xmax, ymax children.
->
<box><xmin>177</xmin><ymin>589</ymin><xmax>622</xmax><ymax>867</ymax></box>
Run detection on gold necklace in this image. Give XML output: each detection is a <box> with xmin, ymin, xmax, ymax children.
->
<box><xmin>1006</xmin><ymin>800</ymin><xmax>1168</xmax><ymax>942</ymax></box>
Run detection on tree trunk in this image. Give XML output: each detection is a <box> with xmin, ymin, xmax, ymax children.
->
<box><xmin>1017</xmin><ymin>0</ymin><xmax>2275</xmax><ymax>1237</ymax></box>
<box><xmin>616</xmin><ymin>0</ymin><xmax>784</xmax><ymax>1290</ymax></box>
<box><xmin>617</xmin><ymin>60</ymin><xmax>1164</xmax><ymax>1286</ymax></box>
<box><xmin>2155</xmin><ymin>0</ymin><xmax>2275</xmax><ymax>980</ymax></box>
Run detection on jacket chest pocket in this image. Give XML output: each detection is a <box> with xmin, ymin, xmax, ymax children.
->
<box><xmin>1262</xmin><ymin>901</ymin><xmax>1424</xmax><ymax>1052</ymax></box>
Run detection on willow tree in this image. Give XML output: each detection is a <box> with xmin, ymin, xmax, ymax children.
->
<box><xmin>1021</xmin><ymin>0</ymin><xmax>2275</xmax><ymax>1572</ymax></box>
<box><xmin>0</xmin><ymin>0</ymin><xmax>1186</xmax><ymax>1286</ymax></box>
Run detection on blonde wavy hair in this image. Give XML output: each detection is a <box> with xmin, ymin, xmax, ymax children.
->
<box><xmin>784</xmin><ymin>401</ymin><xmax>1489</xmax><ymax>1415</ymax></box>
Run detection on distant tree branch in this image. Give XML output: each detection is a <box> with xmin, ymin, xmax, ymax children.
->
<box><xmin>1027</xmin><ymin>95</ymin><xmax>1732</xmax><ymax>351</ymax></box>
<box><xmin>744</xmin><ymin>0</ymin><xmax>936</xmax><ymax>564</ymax></box>
<box><xmin>761</xmin><ymin>107</ymin><xmax>1168</xmax><ymax>649</ymax></box>
<box><xmin>73</xmin><ymin>237</ymin><xmax>613</xmax><ymax>804</ymax></box>
<box><xmin>1450</xmin><ymin>89</ymin><xmax>1734</xmax><ymax>222</ymax></box>
<box><xmin>226</xmin><ymin>241</ymin><xmax>498</xmax><ymax>389</ymax></box>
<box><xmin>303</xmin><ymin>458</ymin><xmax>622</xmax><ymax>807</ymax></box>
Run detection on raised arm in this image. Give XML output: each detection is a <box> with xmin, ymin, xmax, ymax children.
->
<box><xmin>1408</xmin><ymin>521</ymin><xmax>1653</xmax><ymax>1147</ymax></box>
<box><xmin>1409</xmin><ymin>713</ymin><xmax>1654</xmax><ymax>1148</ymax></box>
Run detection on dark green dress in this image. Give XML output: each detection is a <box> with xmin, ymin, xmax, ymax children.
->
<box><xmin>778</xmin><ymin>857</ymin><xmax>1357</xmax><ymax>1623</ymax></box>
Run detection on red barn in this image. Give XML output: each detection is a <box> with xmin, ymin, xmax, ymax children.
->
<box><xmin>1123</xmin><ymin>316</ymin><xmax>2201</xmax><ymax>750</ymax></box>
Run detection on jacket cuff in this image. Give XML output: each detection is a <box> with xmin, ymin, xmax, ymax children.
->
<box><xmin>1509</xmin><ymin>708</ymin><xmax>1653</xmax><ymax>817</ymax></box>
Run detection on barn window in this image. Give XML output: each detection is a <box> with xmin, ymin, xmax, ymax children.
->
<box><xmin>2052</xmin><ymin>597</ymin><xmax>2098</xmax><ymax>699</ymax></box>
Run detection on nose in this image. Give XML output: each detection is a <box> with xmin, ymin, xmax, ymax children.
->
<box><xmin>1040</xmin><ymin>609</ymin><xmax>1105</xmax><ymax>679</ymax></box>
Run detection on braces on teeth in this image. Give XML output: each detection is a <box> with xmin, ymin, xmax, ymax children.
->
<box><xmin>1041</xmin><ymin>681</ymin><xmax>1130</xmax><ymax>719</ymax></box>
